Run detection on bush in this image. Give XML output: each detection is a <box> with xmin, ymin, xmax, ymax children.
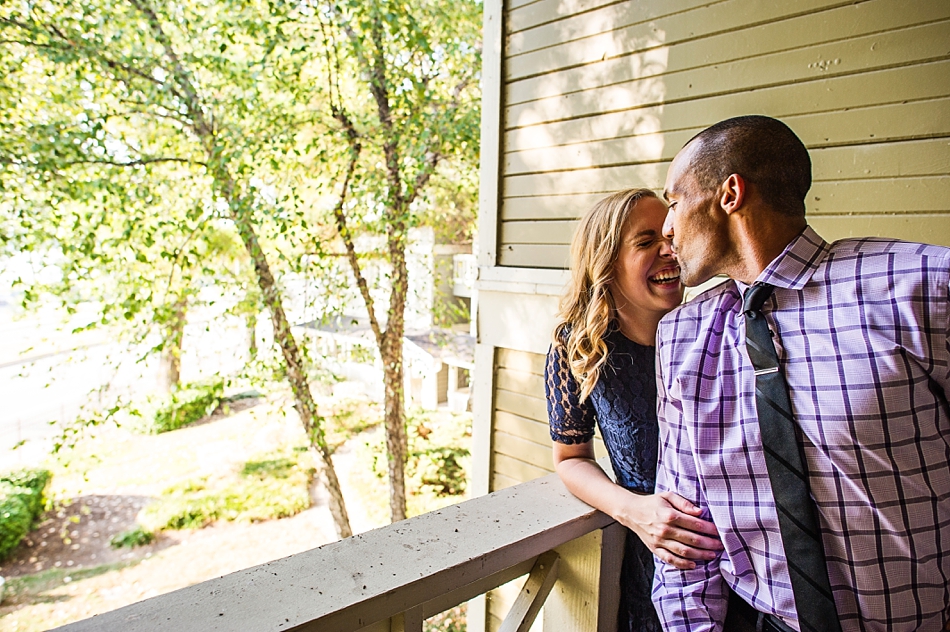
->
<box><xmin>150</xmin><ymin>379</ymin><xmax>225</xmax><ymax>434</ymax></box>
<box><xmin>0</xmin><ymin>468</ymin><xmax>52</xmax><ymax>561</ymax></box>
<box><xmin>0</xmin><ymin>488</ymin><xmax>31</xmax><ymax>562</ymax></box>
<box><xmin>1</xmin><ymin>469</ymin><xmax>51</xmax><ymax>518</ymax></box>
<box><xmin>415</xmin><ymin>446</ymin><xmax>469</xmax><ymax>497</ymax></box>
<box><xmin>139</xmin><ymin>450</ymin><xmax>312</xmax><ymax>531</ymax></box>
<box><xmin>109</xmin><ymin>525</ymin><xmax>155</xmax><ymax>549</ymax></box>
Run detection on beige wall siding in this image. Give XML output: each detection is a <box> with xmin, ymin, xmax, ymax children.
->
<box><xmin>473</xmin><ymin>4</ymin><xmax>950</xmax><ymax>627</ymax></box>
<box><xmin>491</xmin><ymin>347</ymin><xmax>607</xmax><ymax>490</ymax></box>
<box><xmin>482</xmin><ymin>346</ymin><xmax>608</xmax><ymax>631</ymax></box>
<box><xmin>498</xmin><ymin>0</ymin><xmax>950</xmax><ymax>268</ymax></box>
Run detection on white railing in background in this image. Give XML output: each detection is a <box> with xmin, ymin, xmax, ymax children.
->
<box><xmin>54</xmin><ymin>471</ymin><xmax>623</xmax><ymax>632</ymax></box>
<box><xmin>453</xmin><ymin>254</ymin><xmax>477</xmax><ymax>298</ymax></box>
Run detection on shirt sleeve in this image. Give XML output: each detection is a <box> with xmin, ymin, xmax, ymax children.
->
<box><xmin>544</xmin><ymin>341</ymin><xmax>596</xmax><ymax>444</ymax></box>
<box><xmin>652</xmin><ymin>324</ymin><xmax>729</xmax><ymax>632</ymax></box>
<box><xmin>942</xmin><ymin>264</ymin><xmax>950</xmax><ymax>392</ymax></box>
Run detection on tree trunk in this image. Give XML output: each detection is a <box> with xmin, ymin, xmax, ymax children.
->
<box><xmin>380</xmin><ymin>231</ymin><xmax>411</xmax><ymax>522</ymax></box>
<box><xmin>246</xmin><ymin>309</ymin><xmax>258</xmax><ymax>361</ymax></box>
<box><xmin>121</xmin><ymin>0</ymin><xmax>353</xmax><ymax>539</ymax></box>
<box><xmin>161</xmin><ymin>296</ymin><xmax>186</xmax><ymax>392</ymax></box>
<box><xmin>232</xmin><ymin>210</ymin><xmax>353</xmax><ymax>539</ymax></box>
<box><xmin>380</xmin><ymin>335</ymin><xmax>408</xmax><ymax>521</ymax></box>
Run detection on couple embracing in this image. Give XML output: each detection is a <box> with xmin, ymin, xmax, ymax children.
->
<box><xmin>545</xmin><ymin>115</ymin><xmax>950</xmax><ymax>632</ymax></box>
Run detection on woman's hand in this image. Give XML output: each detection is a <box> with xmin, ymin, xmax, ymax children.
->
<box><xmin>619</xmin><ymin>490</ymin><xmax>722</xmax><ymax>570</ymax></box>
<box><xmin>551</xmin><ymin>442</ymin><xmax>721</xmax><ymax>570</ymax></box>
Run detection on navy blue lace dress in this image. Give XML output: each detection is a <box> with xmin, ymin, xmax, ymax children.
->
<box><xmin>544</xmin><ymin>324</ymin><xmax>661</xmax><ymax>632</ymax></box>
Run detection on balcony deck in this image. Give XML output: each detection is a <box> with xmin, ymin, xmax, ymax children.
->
<box><xmin>54</xmin><ymin>468</ymin><xmax>623</xmax><ymax>632</ymax></box>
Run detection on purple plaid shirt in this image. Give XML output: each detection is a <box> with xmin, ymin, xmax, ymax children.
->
<box><xmin>653</xmin><ymin>226</ymin><xmax>950</xmax><ymax>631</ymax></box>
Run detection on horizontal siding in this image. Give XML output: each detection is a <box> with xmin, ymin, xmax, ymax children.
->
<box><xmin>498</xmin><ymin>243</ymin><xmax>571</xmax><ymax>268</ymax></box>
<box><xmin>507</xmin><ymin>0</ymin><xmax>634</xmax><ymax>33</ymax></box>
<box><xmin>491</xmin><ymin>347</ymin><xmax>608</xmax><ymax>489</ymax></box>
<box><xmin>507</xmin><ymin>0</ymin><xmax>865</xmax><ymax>80</ymax></box>
<box><xmin>497</xmin><ymin>346</ymin><xmax>546</xmax><ymax>374</ymax></box>
<box><xmin>503</xmin><ymin>172</ymin><xmax>950</xmax><ymax>221</ymax></box>
<box><xmin>492</xmin><ymin>347</ymin><xmax>551</xmax><ymax>488</ymax></box>
<box><xmin>497</xmin><ymin>366</ymin><xmax>545</xmax><ymax>395</ymax></box>
<box><xmin>507</xmin><ymin>0</ymin><xmax>948</xmax><ymax>84</ymax></box>
<box><xmin>505</xmin><ymin>63</ymin><xmax>950</xmax><ymax>153</ymax></box>
<box><xmin>497</xmin><ymin>0</ymin><xmax>950</xmax><ymax>267</ymax></box>
<box><xmin>504</xmin><ymin>97</ymin><xmax>950</xmax><ymax>176</ymax></box>
<box><xmin>497</xmin><ymin>410</ymin><xmax>552</xmax><ymax>445</ymax></box>
<box><xmin>507</xmin><ymin>0</ymin><xmax>946</xmax><ymax>100</ymax></box>
<box><xmin>505</xmin><ymin>52</ymin><xmax>950</xmax><ymax>141</ymax></box>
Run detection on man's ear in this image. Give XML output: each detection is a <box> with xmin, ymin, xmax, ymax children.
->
<box><xmin>719</xmin><ymin>174</ymin><xmax>745</xmax><ymax>215</ymax></box>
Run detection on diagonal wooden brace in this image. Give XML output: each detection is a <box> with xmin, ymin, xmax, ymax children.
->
<box><xmin>498</xmin><ymin>551</ymin><xmax>561</xmax><ymax>632</ymax></box>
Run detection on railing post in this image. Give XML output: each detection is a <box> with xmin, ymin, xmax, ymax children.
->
<box><xmin>543</xmin><ymin>522</ymin><xmax>625</xmax><ymax>632</ymax></box>
<box><xmin>390</xmin><ymin>606</ymin><xmax>423</xmax><ymax>632</ymax></box>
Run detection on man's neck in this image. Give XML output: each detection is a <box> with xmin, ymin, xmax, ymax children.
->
<box><xmin>727</xmin><ymin>211</ymin><xmax>806</xmax><ymax>284</ymax></box>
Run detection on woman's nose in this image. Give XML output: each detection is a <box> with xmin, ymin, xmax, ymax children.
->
<box><xmin>658</xmin><ymin>236</ymin><xmax>674</xmax><ymax>258</ymax></box>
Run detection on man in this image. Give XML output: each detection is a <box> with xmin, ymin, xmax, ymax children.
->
<box><xmin>652</xmin><ymin>115</ymin><xmax>950</xmax><ymax>631</ymax></box>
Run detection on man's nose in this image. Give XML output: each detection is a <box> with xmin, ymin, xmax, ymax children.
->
<box><xmin>662</xmin><ymin>209</ymin><xmax>675</xmax><ymax>241</ymax></box>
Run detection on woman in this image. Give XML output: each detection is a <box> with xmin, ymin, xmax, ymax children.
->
<box><xmin>545</xmin><ymin>188</ymin><xmax>722</xmax><ymax>631</ymax></box>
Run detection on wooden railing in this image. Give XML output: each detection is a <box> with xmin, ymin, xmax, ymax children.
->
<box><xmin>54</xmin><ymin>470</ymin><xmax>624</xmax><ymax>632</ymax></box>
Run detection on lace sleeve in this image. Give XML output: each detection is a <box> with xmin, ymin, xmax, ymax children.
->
<box><xmin>544</xmin><ymin>341</ymin><xmax>596</xmax><ymax>444</ymax></box>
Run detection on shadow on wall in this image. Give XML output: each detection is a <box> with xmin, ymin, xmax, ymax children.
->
<box><xmin>498</xmin><ymin>0</ymin><xmax>671</xmax><ymax>268</ymax></box>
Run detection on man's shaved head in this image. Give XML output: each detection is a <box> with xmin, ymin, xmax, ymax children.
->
<box><xmin>684</xmin><ymin>115</ymin><xmax>811</xmax><ymax>217</ymax></box>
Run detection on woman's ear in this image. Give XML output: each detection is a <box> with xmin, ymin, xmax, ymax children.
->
<box><xmin>719</xmin><ymin>173</ymin><xmax>746</xmax><ymax>215</ymax></box>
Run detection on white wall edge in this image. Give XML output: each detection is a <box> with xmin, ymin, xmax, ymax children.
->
<box><xmin>475</xmin><ymin>0</ymin><xmax>503</xmax><ymax>269</ymax></box>
<box><xmin>477</xmin><ymin>266</ymin><xmax>569</xmax><ymax>296</ymax></box>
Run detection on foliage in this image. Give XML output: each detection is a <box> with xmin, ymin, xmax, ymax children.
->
<box><xmin>139</xmin><ymin>449</ymin><xmax>312</xmax><ymax>531</ymax></box>
<box><xmin>324</xmin><ymin>397</ymin><xmax>384</xmax><ymax>452</ymax></box>
<box><xmin>413</xmin><ymin>445</ymin><xmax>468</xmax><ymax>497</ymax></box>
<box><xmin>148</xmin><ymin>379</ymin><xmax>225</xmax><ymax>434</ymax></box>
<box><xmin>2</xmin><ymin>469</ymin><xmax>52</xmax><ymax>518</ymax></box>
<box><xmin>0</xmin><ymin>0</ymin><xmax>481</xmax><ymax>531</ymax></box>
<box><xmin>109</xmin><ymin>525</ymin><xmax>155</xmax><ymax>549</ymax></box>
<box><xmin>425</xmin><ymin>605</ymin><xmax>466</xmax><ymax>632</ymax></box>
<box><xmin>407</xmin><ymin>410</ymin><xmax>470</xmax><ymax>499</ymax></box>
<box><xmin>354</xmin><ymin>409</ymin><xmax>471</xmax><ymax>522</ymax></box>
<box><xmin>0</xmin><ymin>469</ymin><xmax>52</xmax><ymax>561</ymax></box>
<box><xmin>0</xmin><ymin>487</ymin><xmax>32</xmax><ymax>562</ymax></box>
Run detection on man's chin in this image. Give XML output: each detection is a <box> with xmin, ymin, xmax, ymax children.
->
<box><xmin>679</xmin><ymin>266</ymin><xmax>716</xmax><ymax>288</ymax></box>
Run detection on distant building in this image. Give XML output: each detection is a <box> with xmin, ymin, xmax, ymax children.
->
<box><xmin>297</xmin><ymin>227</ymin><xmax>476</xmax><ymax>411</ymax></box>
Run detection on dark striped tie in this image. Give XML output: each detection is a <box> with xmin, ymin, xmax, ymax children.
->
<box><xmin>743</xmin><ymin>283</ymin><xmax>842</xmax><ymax>632</ymax></box>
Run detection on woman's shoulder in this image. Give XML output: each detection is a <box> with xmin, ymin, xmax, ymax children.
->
<box><xmin>553</xmin><ymin>322</ymin><xmax>572</xmax><ymax>344</ymax></box>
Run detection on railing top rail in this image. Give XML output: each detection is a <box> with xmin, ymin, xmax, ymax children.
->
<box><xmin>56</xmin><ymin>471</ymin><xmax>612</xmax><ymax>632</ymax></box>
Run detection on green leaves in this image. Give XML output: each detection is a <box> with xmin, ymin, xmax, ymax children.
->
<box><xmin>1</xmin><ymin>0</ymin><xmax>480</xmax><ymax>528</ymax></box>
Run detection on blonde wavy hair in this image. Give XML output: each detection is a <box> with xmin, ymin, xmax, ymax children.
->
<box><xmin>553</xmin><ymin>188</ymin><xmax>659</xmax><ymax>402</ymax></box>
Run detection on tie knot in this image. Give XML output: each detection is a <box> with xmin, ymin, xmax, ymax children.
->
<box><xmin>743</xmin><ymin>283</ymin><xmax>775</xmax><ymax>313</ymax></box>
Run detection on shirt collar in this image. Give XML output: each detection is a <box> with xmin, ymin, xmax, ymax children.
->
<box><xmin>734</xmin><ymin>225</ymin><xmax>829</xmax><ymax>296</ymax></box>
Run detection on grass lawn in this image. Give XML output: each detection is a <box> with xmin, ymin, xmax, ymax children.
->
<box><xmin>0</xmin><ymin>391</ymin><xmax>472</xmax><ymax>631</ymax></box>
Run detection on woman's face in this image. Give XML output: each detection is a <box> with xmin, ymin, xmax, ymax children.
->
<box><xmin>610</xmin><ymin>196</ymin><xmax>684</xmax><ymax>318</ymax></box>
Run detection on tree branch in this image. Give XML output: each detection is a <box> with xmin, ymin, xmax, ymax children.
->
<box><xmin>1</xmin><ymin>15</ymin><xmax>183</xmax><ymax>98</ymax></box>
<box><xmin>330</xmin><ymin>125</ymin><xmax>385</xmax><ymax>346</ymax></box>
<box><xmin>404</xmin><ymin>74</ymin><xmax>472</xmax><ymax>205</ymax></box>
<box><xmin>127</xmin><ymin>0</ymin><xmax>214</xmax><ymax>141</ymax></box>
<box><xmin>62</xmin><ymin>157</ymin><xmax>205</xmax><ymax>168</ymax></box>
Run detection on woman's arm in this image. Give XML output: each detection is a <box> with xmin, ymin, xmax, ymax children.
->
<box><xmin>553</xmin><ymin>440</ymin><xmax>722</xmax><ymax>570</ymax></box>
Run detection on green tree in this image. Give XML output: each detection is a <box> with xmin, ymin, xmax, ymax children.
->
<box><xmin>0</xmin><ymin>0</ymin><xmax>480</xmax><ymax>530</ymax></box>
<box><xmin>316</xmin><ymin>0</ymin><xmax>481</xmax><ymax>521</ymax></box>
<box><xmin>1</xmin><ymin>0</ymin><xmax>357</xmax><ymax>535</ymax></box>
